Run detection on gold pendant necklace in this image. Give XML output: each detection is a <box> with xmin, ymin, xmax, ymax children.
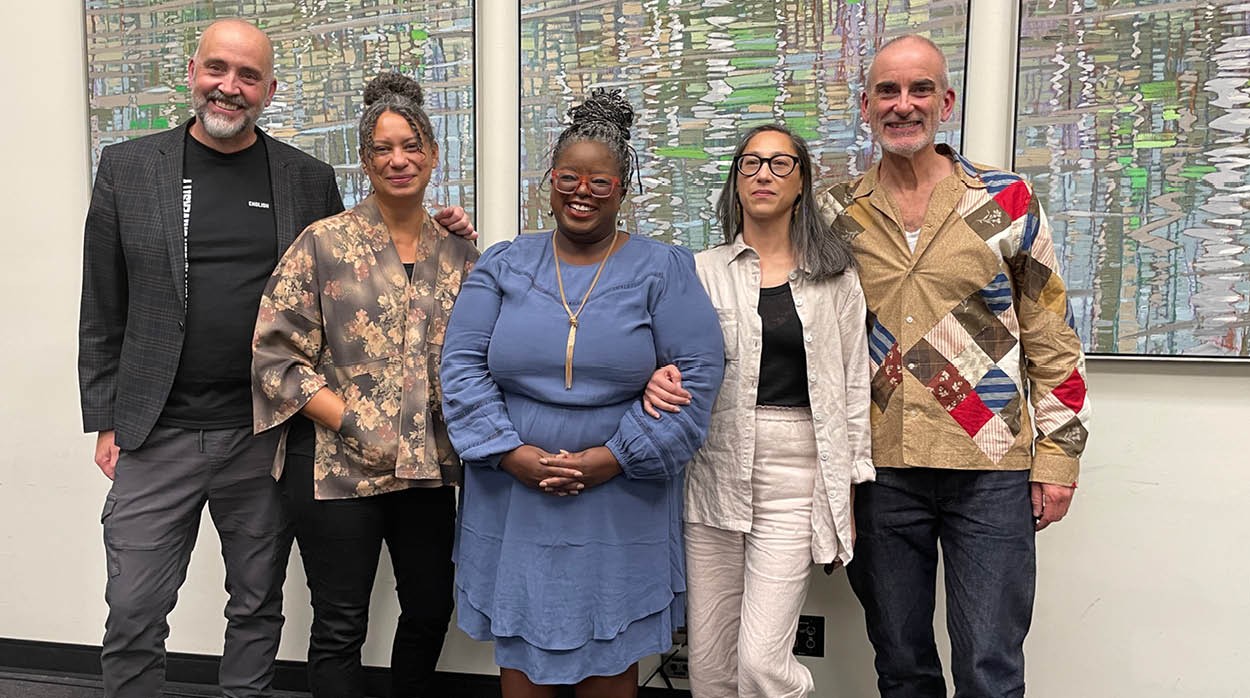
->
<box><xmin>552</xmin><ymin>230</ymin><xmax>618</xmax><ymax>389</ymax></box>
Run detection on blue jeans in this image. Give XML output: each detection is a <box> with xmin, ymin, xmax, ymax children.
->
<box><xmin>846</xmin><ymin>468</ymin><xmax>1036</xmax><ymax>698</ymax></box>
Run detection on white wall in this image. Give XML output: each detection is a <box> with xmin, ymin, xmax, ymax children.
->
<box><xmin>1</xmin><ymin>1</ymin><xmax>1247</xmax><ymax>695</ymax></box>
<box><xmin>0</xmin><ymin>0</ymin><xmax>105</xmax><ymax>646</ymax></box>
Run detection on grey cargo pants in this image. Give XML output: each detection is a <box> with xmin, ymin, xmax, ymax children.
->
<box><xmin>100</xmin><ymin>425</ymin><xmax>291</xmax><ymax>698</ymax></box>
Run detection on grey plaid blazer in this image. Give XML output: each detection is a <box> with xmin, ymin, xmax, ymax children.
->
<box><xmin>78</xmin><ymin>122</ymin><xmax>345</xmax><ymax>450</ymax></box>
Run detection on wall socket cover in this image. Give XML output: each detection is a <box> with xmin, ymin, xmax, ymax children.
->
<box><xmin>793</xmin><ymin>615</ymin><xmax>825</xmax><ymax>657</ymax></box>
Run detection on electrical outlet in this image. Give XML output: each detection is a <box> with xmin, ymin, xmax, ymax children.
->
<box><xmin>671</xmin><ymin>627</ymin><xmax>688</xmax><ymax>646</ymax></box>
<box><xmin>793</xmin><ymin>614</ymin><xmax>825</xmax><ymax>657</ymax></box>
<box><xmin>661</xmin><ymin>655</ymin><xmax>689</xmax><ymax>679</ymax></box>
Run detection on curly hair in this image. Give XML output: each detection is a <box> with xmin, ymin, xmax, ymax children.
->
<box><xmin>549</xmin><ymin>88</ymin><xmax>639</xmax><ymax>193</ymax></box>
<box><xmin>358</xmin><ymin>72</ymin><xmax>435</xmax><ymax>160</ymax></box>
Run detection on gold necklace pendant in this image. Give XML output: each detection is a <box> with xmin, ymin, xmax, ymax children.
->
<box><xmin>552</xmin><ymin>230</ymin><xmax>617</xmax><ymax>389</ymax></box>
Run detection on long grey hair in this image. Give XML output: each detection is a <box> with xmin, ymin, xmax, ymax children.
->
<box><xmin>715</xmin><ymin>124</ymin><xmax>854</xmax><ymax>281</ymax></box>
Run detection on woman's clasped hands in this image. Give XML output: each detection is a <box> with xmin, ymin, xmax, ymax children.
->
<box><xmin>499</xmin><ymin>445</ymin><xmax>623</xmax><ymax>496</ymax></box>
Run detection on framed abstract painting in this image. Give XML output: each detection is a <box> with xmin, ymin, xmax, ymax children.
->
<box><xmin>84</xmin><ymin>0</ymin><xmax>475</xmax><ymax>209</ymax></box>
<box><xmin>1016</xmin><ymin>0</ymin><xmax>1250</xmax><ymax>358</ymax></box>
<box><xmin>520</xmin><ymin>0</ymin><xmax>970</xmax><ymax>249</ymax></box>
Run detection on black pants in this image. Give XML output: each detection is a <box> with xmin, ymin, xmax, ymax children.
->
<box><xmin>283</xmin><ymin>454</ymin><xmax>455</xmax><ymax>698</ymax></box>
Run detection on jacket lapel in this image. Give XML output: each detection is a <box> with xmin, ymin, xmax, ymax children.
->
<box><xmin>156</xmin><ymin>127</ymin><xmax>188</xmax><ymax>309</ymax></box>
<box><xmin>265</xmin><ymin>132</ymin><xmax>298</xmax><ymax>250</ymax></box>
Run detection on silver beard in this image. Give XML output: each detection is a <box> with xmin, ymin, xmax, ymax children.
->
<box><xmin>876</xmin><ymin>119</ymin><xmax>938</xmax><ymax>158</ymax></box>
<box><xmin>191</xmin><ymin>89</ymin><xmax>261</xmax><ymax>140</ymax></box>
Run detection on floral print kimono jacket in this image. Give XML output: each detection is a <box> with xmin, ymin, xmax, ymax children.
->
<box><xmin>252</xmin><ymin>195</ymin><xmax>479</xmax><ymax>499</ymax></box>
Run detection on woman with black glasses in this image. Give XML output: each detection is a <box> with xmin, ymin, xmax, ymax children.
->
<box><xmin>440</xmin><ymin>89</ymin><xmax>724</xmax><ymax>697</ymax></box>
<box><xmin>644</xmin><ymin>124</ymin><xmax>873</xmax><ymax>697</ymax></box>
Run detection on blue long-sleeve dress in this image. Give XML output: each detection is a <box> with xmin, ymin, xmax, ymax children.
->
<box><xmin>440</xmin><ymin>232</ymin><xmax>724</xmax><ymax>683</ymax></box>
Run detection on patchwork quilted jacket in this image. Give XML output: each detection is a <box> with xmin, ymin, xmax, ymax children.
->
<box><xmin>817</xmin><ymin>145</ymin><xmax>1090</xmax><ymax>486</ymax></box>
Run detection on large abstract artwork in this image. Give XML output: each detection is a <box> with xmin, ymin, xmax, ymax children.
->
<box><xmin>520</xmin><ymin>0</ymin><xmax>969</xmax><ymax>249</ymax></box>
<box><xmin>1016</xmin><ymin>0</ymin><xmax>1250</xmax><ymax>358</ymax></box>
<box><xmin>85</xmin><ymin>1</ymin><xmax>474</xmax><ymax>209</ymax></box>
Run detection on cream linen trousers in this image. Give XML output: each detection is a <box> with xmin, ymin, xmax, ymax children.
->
<box><xmin>685</xmin><ymin>406</ymin><xmax>822</xmax><ymax>697</ymax></box>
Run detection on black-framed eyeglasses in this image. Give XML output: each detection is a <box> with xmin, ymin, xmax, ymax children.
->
<box><xmin>734</xmin><ymin>153</ymin><xmax>799</xmax><ymax>178</ymax></box>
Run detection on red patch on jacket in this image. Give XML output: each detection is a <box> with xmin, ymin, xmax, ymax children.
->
<box><xmin>1050</xmin><ymin>369</ymin><xmax>1086</xmax><ymax>413</ymax></box>
<box><xmin>950</xmin><ymin>392</ymin><xmax>994</xmax><ymax>437</ymax></box>
<box><xmin>994</xmin><ymin>180</ymin><xmax>1031</xmax><ymax>220</ymax></box>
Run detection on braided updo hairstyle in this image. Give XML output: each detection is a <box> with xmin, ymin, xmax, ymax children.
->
<box><xmin>550</xmin><ymin>88</ymin><xmax>639</xmax><ymax>194</ymax></box>
<box><xmin>358</xmin><ymin>72</ymin><xmax>436</xmax><ymax>162</ymax></box>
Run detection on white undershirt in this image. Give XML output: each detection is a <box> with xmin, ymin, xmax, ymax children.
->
<box><xmin>905</xmin><ymin>228</ymin><xmax>921</xmax><ymax>252</ymax></box>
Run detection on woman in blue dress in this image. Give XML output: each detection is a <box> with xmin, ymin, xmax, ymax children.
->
<box><xmin>440</xmin><ymin>89</ymin><xmax>725</xmax><ymax>696</ymax></box>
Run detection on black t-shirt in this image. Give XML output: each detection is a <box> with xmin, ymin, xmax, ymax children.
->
<box><xmin>756</xmin><ymin>283</ymin><xmax>810</xmax><ymax>407</ymax></box>
<box><xmin>159</xmin><ymin>133</ymin><xmax>278</xmax><ymax>429</ymax></box>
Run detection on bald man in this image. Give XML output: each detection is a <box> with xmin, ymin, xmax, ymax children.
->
<box><xmin>79</xmin><ymin>19</ymin><xmax>469</xmax><ymax>697</ymax></box>
<box><xmin>819</xmin><ymin>35</ymin><xmax>1089</xmax><ymax>697</ymax></box>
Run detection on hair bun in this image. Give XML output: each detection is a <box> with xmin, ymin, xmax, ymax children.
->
<box><xmin>363</xmin><ymin>72</ymin><xmax>425</xmax><ymax>107</ymax></box>
<box><xmin>567</xmin><ymin>88</ymin><xmax>634</xmax><ymax>140</ymax></box>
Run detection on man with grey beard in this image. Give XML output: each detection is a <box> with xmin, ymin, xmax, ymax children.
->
<box><xmin>79</xmin><ymin>18</ymin><xmax>471</xmax><ymax>697</ymax></box>
<box><xmin>818</xmin><ymin>35</ymin><xmax>1089</xmax><ymax>697</ymax></box>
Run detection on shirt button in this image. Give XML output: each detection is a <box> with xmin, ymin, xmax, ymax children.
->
<box><xmin>905</xmin><ymin>316</ymin><xmax>915</xmax><ymax>324</ymax></box>
<box><xmin>820</xmin><ymin>452</ymin><xmax>830</xmax><ymax>461</ymax></box>
<box><xmin>795</xmin><ymin>298</ymin><xmax>804</xmax><ymax>307</ymax></box>
<box><xmin>814</xmin><ymin>413</ymin><xmax>824</xmax><ymax>422</ymax></box>
<box><xmin>907</xmin><ymin>362</ymin><xmax>916</xmax><ymax>370</ymax></box>
<box><xmin>804</xmin><ymin>334</ymin><xmax>813</xmax><ymax>343</ymax></box>
<box><xmin>808</xmin><ymin>376</ymin><xmax>817</xmax><ymax>384</ymax></box>
<box><xmin>788</xmin><ymin>271</ymin><xmax>799</xmax><ymax>281</ymax></box>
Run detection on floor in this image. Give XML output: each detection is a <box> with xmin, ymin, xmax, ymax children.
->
<box><xmin>0</xmin><ymin>668</ymin><xmax>685</xmax><ymax>697</ymax></box>
<box><xmin>0</xmin><ymin>671</ymin><xmax>309</xmax><ymax>698</ymax></box>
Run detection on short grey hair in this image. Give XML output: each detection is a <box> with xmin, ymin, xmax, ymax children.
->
<box><xmin>874</xmin><ymin>34</ymin><xmax>951</xmax><ymax>91</ymax></box>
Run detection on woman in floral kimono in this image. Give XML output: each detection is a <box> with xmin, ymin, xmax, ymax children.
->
<box><xmin>251</xmin><ymin>73</ymin><xmax>478</xmax><ymax>698</ymax></box>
